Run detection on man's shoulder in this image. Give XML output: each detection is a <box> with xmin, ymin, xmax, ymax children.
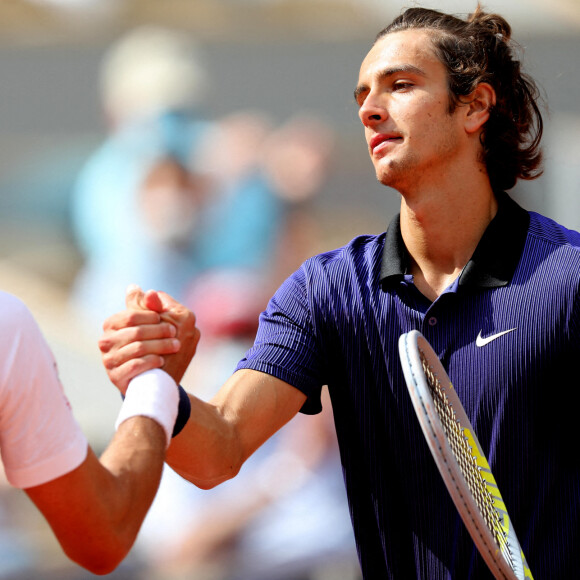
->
<box><xmin>519</xmin><ymin>213</ymin><xmax>580</xmax><ymax>289</ymax></box>
<box><xmin>527</xmin><ymin>212</ymin><xmax>580</xmax><ymax>254</ymax></box>
<box><xmin>279</xmin><ymin>233</ymin><xmax>386</xmax><ymax>303</ymax></box>
<box><xmin>0</xmin><ymin>291</ymin><xmax>39</xmax><ymax>342</ymax></box>
<box><xmin>305</xmin><ymin>232</ymin><xmax>386</xmax><ymax>271</ymax></box>
<box><xmin>0</xmin><ymin>291</ymin><xmax>31</xmax><ymax>321</ymax></box>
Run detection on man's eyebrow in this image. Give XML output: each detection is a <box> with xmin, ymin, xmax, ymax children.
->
<box><xmin>354</xmin><ymin>64</ymin><xmax>427</xmax><ymax>102</ymax></box>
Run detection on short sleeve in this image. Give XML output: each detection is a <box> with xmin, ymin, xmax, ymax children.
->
<box><xmin>236</xmin><ymin>269</ymin><xmax>324</xmax><ymax>414</ymax></box>
<box><xmin>0</xmin><ymin>292</ymin><xmax>88</xmax><ymax>488</ymax></box>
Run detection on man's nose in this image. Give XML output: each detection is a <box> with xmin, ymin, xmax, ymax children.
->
<box><xmin>359</xmin><ymin>94</ymin><xmax>387</xmax><ymax>128</ymax></box>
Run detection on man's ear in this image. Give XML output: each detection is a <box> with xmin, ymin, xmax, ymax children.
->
<box><xmin>464</xmin><ymin>83</ymin><xmax>496</xmax><ymax>134</ymax></box>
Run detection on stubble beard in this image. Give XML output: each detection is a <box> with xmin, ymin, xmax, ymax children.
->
<box><xmin>375</xmin><ymin>152</ymin><xmax>419</xmax><ymax>193</ymax></box>
<box><xmin>375</xmin><ymin>122</ymin><xmax>462</xmax><ymax>194</ymax></box>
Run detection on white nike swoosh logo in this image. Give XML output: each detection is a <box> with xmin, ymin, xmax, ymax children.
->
<box><xmin>476</xmin><ymin>328</ymin><xmax>517</xmax><ymax>347</ymax></box>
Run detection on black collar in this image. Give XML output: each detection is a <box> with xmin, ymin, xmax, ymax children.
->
<box><xmin>380</xmin><ymin>192</ymin><xmax>530</xmax><ymax>291</ymax></box>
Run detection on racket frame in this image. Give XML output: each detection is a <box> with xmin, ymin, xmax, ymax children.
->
<box><xmin>398</xmin><ymin>330</ymin><xmax>532</xmax><ymax>580</ymax></box>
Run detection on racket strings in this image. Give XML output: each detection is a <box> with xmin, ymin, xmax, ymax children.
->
<box><xmin>419</xmin><ymin>351</ymin><xmax>514</xmax><ymax>569</ymax></box>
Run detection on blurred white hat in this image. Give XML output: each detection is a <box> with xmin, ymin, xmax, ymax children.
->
<box><xmin>101</xmin><ymin>26</ymin><xmax>208</xmax><ymax>123</ymax></box>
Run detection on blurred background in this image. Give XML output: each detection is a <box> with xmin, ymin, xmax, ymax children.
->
<box><xmin>0</xmin><ymin>0</ymin><xmax>579</xmax><ymax>578</ymax></box>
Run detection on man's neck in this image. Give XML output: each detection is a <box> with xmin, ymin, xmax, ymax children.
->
<box><xmin>399</xmin><ymin>183</ymin><xmax>498</xmax><ymax>301</ymax></box>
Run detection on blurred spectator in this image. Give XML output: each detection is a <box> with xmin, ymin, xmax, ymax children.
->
<box><xmin>185</xmin><ymin>110</ymin><xmax>284</xmax><ymax>278</ymax></box>
<box><xmin>260</xmin><ymin>114</ymin><xmax>335</xmax><ymax>289</ymax></box>
<box><xmin>69</xmin><ymin>24</ymin><xmax>331</xmax><ymax>331</ymax></box>
<box><xmin>181</xmin><ymin>111</ymin><xmax>335</xmax><ymax>307</ymax></box>
<box><xmin>69</xmin><ymin>26</ymin><xmax>211</xmax><ymax>331</ymax></box>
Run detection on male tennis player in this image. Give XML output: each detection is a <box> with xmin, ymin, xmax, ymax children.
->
<box><xmin>100</xmin><ymin>6</ymin><xmax>579</xmax><ymax>578</ymax></box>
<box><xmin>0</xmin><ymin>289</ymin><xmax>194</xmax><ymax>574</ymax></box>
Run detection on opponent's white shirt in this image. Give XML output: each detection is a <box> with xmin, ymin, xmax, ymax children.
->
<box><xmin>0</xmin><ymin>291</ymin><xmax>88</xmax><ymax>488</ymax></box>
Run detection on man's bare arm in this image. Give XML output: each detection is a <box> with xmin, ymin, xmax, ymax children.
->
<box><xmin>166</xmin><ymin>369</ymin><xmax>307</xmax><ymax>488</ymax></box>
<box><xmin>100</xmin><ymin>287</ymin><xmax>307</xmax><ymax>489</ymax></box>
<box><xmin>25</xmin><ymin>416</ymin><xmax>166</xmax><ymax>575</ymax></box>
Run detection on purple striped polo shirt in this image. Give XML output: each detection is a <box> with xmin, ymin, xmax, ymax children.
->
<box><xmin>236</xmin><ymin>192</ymin><xmax>580</xmax><ymax>579</ymax></box>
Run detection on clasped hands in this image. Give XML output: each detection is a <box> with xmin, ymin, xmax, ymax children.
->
<box><xmin>99</xmin><ymin>285</ymin><xmax>200</xmax><ymax>395</ymax></box>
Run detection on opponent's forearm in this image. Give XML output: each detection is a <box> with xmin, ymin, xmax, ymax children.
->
<box><xmin>97</xmin><ymin>418</ymin><xmax>166</xmax><ymax>540</ymax></box>
<box><xmin>27</xmin><ymin>417</ymin><xmax>166</xmax><ymax>575</ymax></box>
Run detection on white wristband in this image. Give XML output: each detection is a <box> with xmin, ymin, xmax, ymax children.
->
<box><xmin>115</xmin><ymin>369</ymin><xmax>179</xmax><ymax>448</ymax></box>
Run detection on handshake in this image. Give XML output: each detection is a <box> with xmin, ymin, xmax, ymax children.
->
<box><xmin>99</xmin><ymin>285</ymin><xmax>201</xmax><ymax>447</ymax></box>
<box><xmin>100</xmin><ymin>284</ymin><xmax>200</xmax><ymax>395</ymax></box>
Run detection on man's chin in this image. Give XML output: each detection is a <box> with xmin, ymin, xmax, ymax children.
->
<box><xmin>375</xmin><ymin>161</ymin><xmax>408</xmax><ymax>191</ymax></box>
<box><xmin>376</xmin><ymin>170</ymin><xmax>396</xmax><ymax>188</ymax></box>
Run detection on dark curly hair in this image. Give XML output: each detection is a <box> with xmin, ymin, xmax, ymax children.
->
<box><xmin>375</xmin><ymin>5</ymin><xmax>544</xmax><ymax>192</ymax></box>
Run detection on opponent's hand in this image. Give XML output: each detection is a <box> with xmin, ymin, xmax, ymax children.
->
<box><xmin>125</xmin><ymin>285</ymin><xmax>200</xmax><ymax>386</ymax></box>
<box><xmin>99</xmin><ymin>302</ymin><xmax>180</xmax><ymax>395</ymax></box>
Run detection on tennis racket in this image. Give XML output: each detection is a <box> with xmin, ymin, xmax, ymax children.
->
<box><xmin>398</xmin><ymin>330</ymin><xmax>533</xmax><ymax>580</ymax></box>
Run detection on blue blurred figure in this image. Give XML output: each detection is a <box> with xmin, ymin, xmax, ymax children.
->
<box><xmin>70</xmin><ymin>27</ymin><xmax>211</xmax><ymax>330</ymax></box>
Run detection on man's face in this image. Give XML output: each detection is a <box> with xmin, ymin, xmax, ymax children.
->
<box><xmin>355</xmin><ymin>29</ymin><xmax>467</xmax><ymax>192</ymax></box>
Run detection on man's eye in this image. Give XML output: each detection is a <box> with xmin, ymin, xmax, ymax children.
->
<box><xmin>393</xmin><ymin>82</ymin><xmax>413</xmax><ymax>91</ymax></box>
